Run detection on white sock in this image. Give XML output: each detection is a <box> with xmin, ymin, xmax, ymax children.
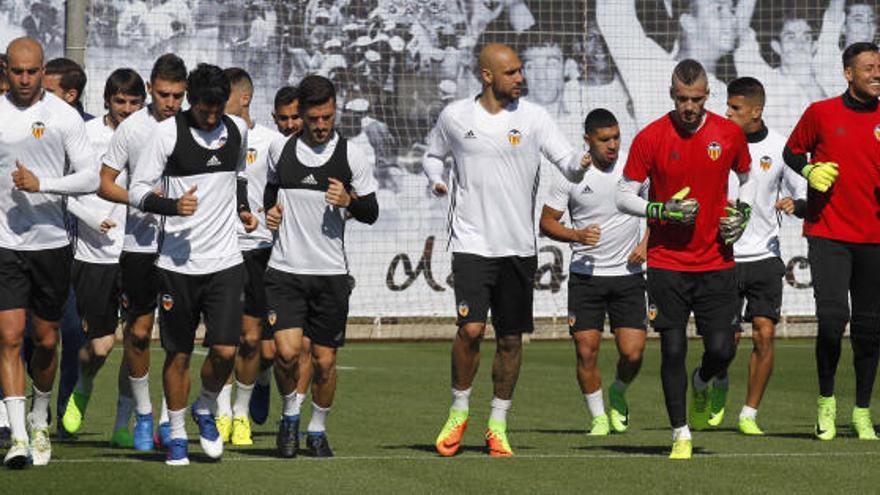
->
<box><xmin>585</xmin><ymin>389</ymin><xmax>605</xmax><ymax>418</ymax></box>
<box><xmin>612</xmin><ymin>377</ymin><xmax>628</xmax><ymax>392</ymax></box>
<box><xmin>692</xmin><ymin>368</ymin><xmax>709</xmax><ymax>392</ymax></box>
<box><xmin>0</xmin><ymin>398</ymin><xmax>8</xmax><ymax>428</ymax></box>
<box><xmin>673</xmin><ymin>425</ymin><xmax>691</xmax><ymax>441</ymax></box>
<box><xmin>257</xmin><ymin>368</ymin><xmax>271</xmax><ymax>386</ymax></box>
<box><xmin>282</xmin><ymin>391</ymin><xmax>300</xmax><ymax>417</ymax></box>
<box><xmin>489</xmin><ymin>396</ymin><xmax>512</xmax><ymax>423</ymax></box>
<box><xmin>451</xmin><ymin>387</ymin><xmax>471</xmax><ymax>411</ymax></box>
<box><xmin>169</xmin><ymin>408</ymin><xmax>187</xmax><ymax>440</ymax></box>
<box><xmin>31</xmin><ymin>386</ymin><xmax>52</xmax><ymax>429</ymax></box>
<box><xmin>195</xmin><ymin>388</ymin><xmax>219</xmax><ymax>416</ymax></box>
<box><xmin>160</xmin><ymin>396</ymin><xmax>169</xmax><ymax>423</ymax></box>
<box><xmin>232</xmin><ymin>381</ymin><xmax>254</xmax><ymax>419</ymax></box>
<box><xmin>740</xmin><ymin>405</ymin><xmax>758</xmax><ymax>420</ymax></box>
<box><xmin>307</xmin><ymin>402</ymin><xmax>330</xmax><ymax>432</ymax></box>
<box><xmin>216</xmin><ymin>383</ymin><xmax>233</xmax><ymax>418</ymax></box>
<box><xmin>114</xmin><ymin>396</ymin><xmax>135</xmax><ymax>431</ymax></box>
<box><xmin>294</xmin><ymin>392</ymin><xmax>307</xmax><ymax>414</ymax></box>
<box><xmin>129</xmin><ymin>373</ymin><xmax>152</xmax><ymax>415</ymax></box>
<box><xmin>4</xmin><ymin>397</ymin><xmax>26</xmax><ymax>441</ymax></box>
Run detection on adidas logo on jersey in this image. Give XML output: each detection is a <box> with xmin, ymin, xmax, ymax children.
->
<box><xmin>301</xmin><ymin>174</ymin><xmax>318</xmax><ymax>185</ymax></box>
<box><xmin>464</xmin><ymin>130</ymin><xmax>476</xmax><ymax>139</ymax></box>
<box><xmin>206</xmin><ymin>155</ymin><xmax>222</xmax><ymax>167</ymax></box>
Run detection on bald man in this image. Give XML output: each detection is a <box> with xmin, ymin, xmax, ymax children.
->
<box><xmin>425</xmin><ymin>43</ymin><xmax>589</xmax><ymax>457</ymax></box>
<box><xmin>0</xmin><ymin>37</ymin><xmax>99</xmax><ymax>468</ymax></box>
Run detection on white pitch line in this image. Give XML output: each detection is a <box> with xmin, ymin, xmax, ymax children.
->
<box><xmin>49</xmin><ymin>450</ymin><xmax>880</xmax><ymax>464</ymax></box>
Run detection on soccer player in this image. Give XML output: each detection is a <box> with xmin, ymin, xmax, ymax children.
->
<box><xmin>784</xmin><ymin>42</ymin><xmax>880</xmax><ymax>441</ymax></box>
<box><xmin>616</xmin><ymin>59</ymin><xmax>754</xmax><ymax>459</ymax></box>
<box><xmin>247</xmin><ymin>85</ymin><xmax>313</xmax><ymax>427</ymax></box>
<box><xmin>61</xmin><ymin>69</ymin><xmax>146</xmax><ymax>446</ymax></box>
<box><xmin>426</xmin><ymin>43</ymin><xmax>589</xmax><ymax>457</ymax></box>
<box><xmin>129</xmin><ymin>63</ymin><xmax>255</xmax><ymax>466</ymax></box>
<box><xmin>0</xmin><ymin>37</ymin><xmax>99</xmax><ymax>469</ymax></box>
<box><xmin>43</xmin><ymin>57</ymin><xmax>94</xmax><ymax>120</ymax></box>
<box><xmin>264</xmin><ymin>74</ymin><xmax>378</xmax><ymax>458</ymax></box>
<box><xmin>539</xmin><ymin>109</ymin><xmax>648</xmax><ymax>436</ymax></box>
<box><xmin>706</xmin><ymin>77</ymin><xmax>806</xmax><ymax>435</ymax></box>
<box><xmin>98</xmin><ymin>53</ymin><xmax>186</xmax><ymax>450</ymax></box>
<box><xmin>212</xmin><ymin>67</ymin><xmax>281</xmax><ymax>446</ymax></box>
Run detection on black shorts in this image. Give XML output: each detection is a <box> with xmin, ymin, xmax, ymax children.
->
<box><xmin>452</xmin><ymin>253</ymin><xmax>537</xmax><ymax>336</ymax></box>
<box><xmin>264</xmin><ymin>268</ymin><xmax>351</xmax><ymax>348</ymax></box>
<box><xmin>0</xmin><ymin>245</ymin><xmax>72</xmax><ymax>321</ymax></box>
<box><xmin>119</xmin><ymin>251</ymin><xmax>159</xmax><ymax>318</ymax></box>
<box><xmin>734</xmin><ymin>257</ymin><xmax>785</xmax><ymax>330</ymax></box>
<box><xmin>71</xmin><ymin>260</ymin><xmax>121</xmax><ymax>339</ymax></box>
<box><xmin>242</xmin><ymin>247</ymin><xmax>272</xmax><ymax>339</ymax></box>
<box><xmin>157</xmin><ymin>264</ymin><xmax>245</xmax><ymax>354</ymax></box>
<box><xmin>646</xmin><ymin>267</ymin><xmax>739</xmax><ymax>336</ymax></box>
<box><xmin>568</xmin><ymin>272</ymin><xmax>647</xmax><ymax>333</ymax></box>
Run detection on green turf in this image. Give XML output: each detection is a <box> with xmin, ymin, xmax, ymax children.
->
<box><xmin>9</xmin><ymin>339</ymin><xmax>880</xmax><ymax>493</ymax></box>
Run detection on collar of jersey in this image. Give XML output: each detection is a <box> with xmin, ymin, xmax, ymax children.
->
<box><xmin>841</xmin><ymin>90</ymin><xmax>878</xmax><ymax>113</ymax></box>
<box><xmin>745</xmin><ymin>124</ymin><xmax>768</xmax><ymax>144</ymax></box>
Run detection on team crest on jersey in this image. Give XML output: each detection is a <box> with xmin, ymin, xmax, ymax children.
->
<box><xmin>707</xmin><ymin>142</ymin><xmax>722</xmax><ymax>161</ymax></box>
<box><xmin>161</xmin><ymin>294</ymin><xmax>174</xmax><ymax>311</ymax></box>
<box><xmin>760</xmin><ymin>156</ymin><xmax>772</xmax><ymax>171</ymax></box>
<box><xmin>457</xmin><ymin>301</ymin><xmax>469</xmax><ymax>318</ymax></box>
<box><xmin>568</xmin><ymin>312</ymin><xmax>576</xmax><ymax>327</ymax></box>
<box><xmin>507</xmin><ymin>129</ymin><xmax>522</xmax><ymax>146</ymax></box>
<box><xmin>267</xmin><ymin>310</ymin><xmax>277</xmax><ymax>327</ymax></box>
<box><xmin>874</xmin><ymin>124</ymin><xmax>880</xmax><ymax>141</ymax></box>
<box><xmin>246</xmin><ymin>147</ymin><xmax>257</xmax><ymax>165</ymax></box>
<box><xmin>31</xmin><ymin>121</ymin><xmax>45</xmax><ymax>139</ymax></box>
<box><xmin>647</xmin><ymin>304</ymin><xmax>658</xmax><ymax>321</ymax></box>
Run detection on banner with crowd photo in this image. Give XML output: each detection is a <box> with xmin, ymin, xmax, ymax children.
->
<box><xmin>15</xmin><ymin>0</ymin><xmax>867</xmax><ymax>317</ymax></box>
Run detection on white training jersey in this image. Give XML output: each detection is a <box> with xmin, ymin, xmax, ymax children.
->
<box><xmin>237</xmin><ymin>123</ymin><xmax>279</xmax><ymax>251</ymax></box>
<box><xmin>267</xmin><ymin>133</ymin><xmax>377</xmax><ymax>276</ymax></box>
<box><xmin>0</xmin><ymin>92</ymin><xmax>98</xmax><ymax>250</ymax></box>
<box><xmin>68</xmin><ymin>117</ymin><xmax>126</xmax><ymax>264</ymax></box>
<box><xmin>733</xmin><ymin>128</ymin><xmax>807</xmax><ymax>262</ymax></box>
<box><xmin>129</xmin><ymin>114</ymin><xmax>249</xmax><ymax>275</ymax></box>
<box><xmin>425</xmin><ymin>96</ymin><xmax>582</xmax><ymax>258</ymax></box>
<box><xmin>103</xmin><ymin>106</ymin><xmax>162</xmax><ymax>254</ymax></box>
<box><xmin>545</xmin><ymin>153</ymin><xmax>645</xmax><ymax>276</ymax></box>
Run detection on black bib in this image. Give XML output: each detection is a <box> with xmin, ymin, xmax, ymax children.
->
<box><xmin>275</xmin><ymin>135</ymin><xmax>353</xmax><ymax>192</ymax></box>
<box><xmin>165</xmin><ymin>111</ymin><xmax>241</xmax><ymax>177</ymax></box>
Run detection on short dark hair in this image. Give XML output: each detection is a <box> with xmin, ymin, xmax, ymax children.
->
<box><xmin>223</xmin><ymin>67</ymin><xmax>252</xmax><ymax>94</ymax></box>
<box><xmin>727</xmin><ymin>76</ymin><xmax>765</xmax><ymax>106</ymax></box>
<box><xmin>150</xmin><ymin>53</ymin><xmax>187</xmax><ymax>83</ymax></box>
<box><xmin>186</xmin><ymin>63</ymin><xmax>230</xmax><ymax>107</ymax></box>
<box><xmin>583</xmin><ymin>108</ymin><xmax>618</xmax><ymax>134</ymax></box>
<box><xmin>104</xmin><ymin>68</ymin><xmax>146</xmax><ymax>103</ymax></box>
<box><xmin>843</xmin><ymin>42</ymin><xmax>879</xmax><ymax>69</ymax></box>
<box><xmin>45</xmin><ymin>57</ymin><xmax>86</xmax><ymax>100</ymax></box>
<box><xmin>297</xmin><ymin>75</ymin><xmax>336</xmax><ymax>113</ymax></box>
<box><xmin>671</xmin><ymin>59</ymin><xmax>707</xmax><ymax>86</ymax></box>
<box><xmin>274</xmin><ymin>85</ymin><xmax>299</xmax><ymax>109</ymax></box>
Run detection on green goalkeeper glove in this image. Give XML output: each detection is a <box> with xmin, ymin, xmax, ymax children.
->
<box><xmin>646</xmin><ymin>186</ymin><xmax>699</xmax><ymax>224</ymax></box>
<box><xmin>719</xmin><ymin>201</ymin><xmax>752</xmax><ymax>245</ymax></box>
<box><xmin>802</xmin><ymin>162</ymin><xmax>839</xmax><ymax>193</ymax></box>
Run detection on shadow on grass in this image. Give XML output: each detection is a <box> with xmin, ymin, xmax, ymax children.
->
<box><xmin>381</xmin><ymin>444</ymin><xmax>486</xmax><ymax>454</ymax></box>
<box><xmin>575</xmin><ymin>444</ymin><xmax>710</xmax><ymax>456</ymax></box>
<box><xmin>762</xmin><ymin>431</ymin><xmax>818</xmax><ymax>440</ymax></box>
<box><xmin>508</xmin><ymin>428</ymin><xmax>585</xmax><ymax>435</ymax></box>
<box><xmin>94</xmin><ymin>451</ymin><xmax>224</xmax><ymax>464</ymax></box>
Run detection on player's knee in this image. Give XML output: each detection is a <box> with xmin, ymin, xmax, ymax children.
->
<box><xmin>458</xmin><ymin>323</ymin><xmax>485</xmax><ymax>342</ymax></box>
<box><xmin>238</xmin><ymin>332</ymin><xmax>260</xmax><ymax>356</ymax></box>
<box><xmin>165</xmin><ymin>352</ymin><xmax>191</xmax><ymax>373</ymax></box>
<box><xmin>0</xmin><ymin>327</ymin><xmax>24</xmax><ymax>349</ymax></box>
<box><xmin>32</xmin><ymin>329</ymin><xmax>59</xmax><ymax>351</ymax></box>
<box><xmin>92</xmin><ymin>339</ymin><xmax>114</xmax><ymax>358</ymax></box>
<box><xmin>816</xmin><ymin>303</ymin><xmax>849</xmax><ymax>339</ymax></box>
<box><xmin>275</xmin><ymin>347</ymin><xmax>300</xmax><ymax>369</ymax></box>
<box><xmin>209</xmin><ymin>345</ymin><xmax>236</xmax><ymax>363</ymax></box>
<box><xmin>620</xmin><ymin>346</ymin><xmax>643</xmax><ymax>367</ymax></box>
<box><xmin>496</xmin><ymin>334</ymin><xmax>522</xmax><ymax>354</ymax></box>
<box><xmin>129</xmin><ymin>326</ymin><xmax>152</xmax><ymax>349</ymax></box>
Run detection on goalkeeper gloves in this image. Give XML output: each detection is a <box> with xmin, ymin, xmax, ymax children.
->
<box><xmin>802</xmin><ymin>162</ymin><xmax>838</xmax><ymax>193</ymax></box>
<box><xmin>719</xmin><ymin>201</ymin><xmax>752</xmax><ymax>245</ymax></box>
<box><xmin>646</xmin><ymin>186</ymin><xmax>699</xmax><ymax>224</ymax></box>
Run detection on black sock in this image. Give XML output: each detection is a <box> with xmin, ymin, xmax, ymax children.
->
<box><xmin>660</xmin><ymin>328</ymin><xmax>688</xmax><ymax>428</ymax></box>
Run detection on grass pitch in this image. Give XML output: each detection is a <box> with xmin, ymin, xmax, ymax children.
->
<box><xmin>9</xmin><ymin>339</ymin><xmax>880</xmax><ymax>493</ymax></box>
